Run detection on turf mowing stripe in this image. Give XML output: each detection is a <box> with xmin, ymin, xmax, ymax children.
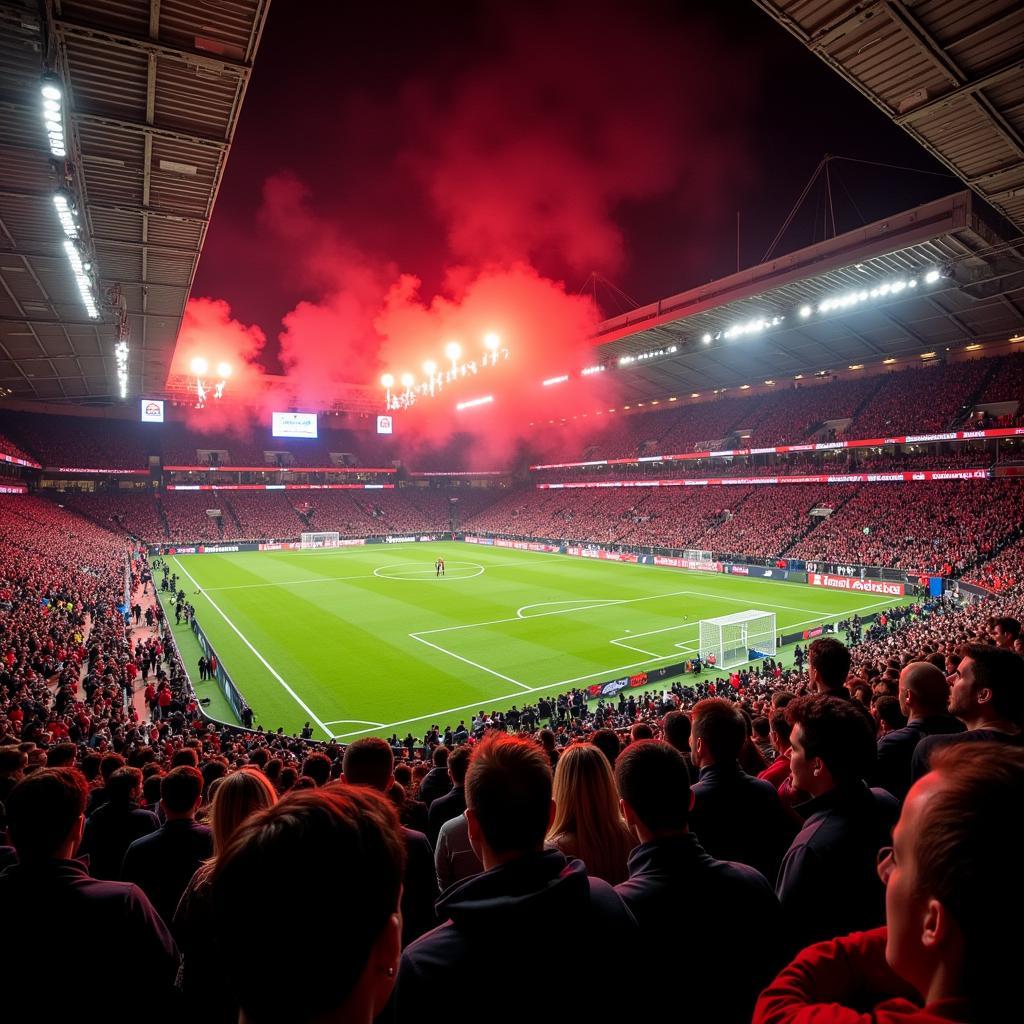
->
<box><xmin>409</xmin><ymin>633</ymin><xmax>533</xmax><ymax>691</ymax></box>
<box><xmin>172</xmin><ymin>556</ymin><xmax>333</xmax><ymax>738</ymax></box>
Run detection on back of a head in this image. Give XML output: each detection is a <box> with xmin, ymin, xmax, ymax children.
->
<box><xmin>300</xmin><ymin>752</ymin><xmax>332</xmax><ymax>788</ymax></box>
<box><xmin>615</xmin><ymin>740</ymin><xmax>690</xmax><ymax>834</ymax></box>
<box><xmin>213</xmin><ymin>784</ymin><xmax>406</xmax><ymax>1023</ymax></box>
<box><xmin>6</xmin><ymin>768</ymin><xmax>87</xmax><ymax>862</ymax></box>
<box><xmin>160</xmin><ymin>765</ymin><xmax>204</xmax><ymax>816</ymax></box>
<box><xmin>99</xmin><ymin>753</ymin><xmax>126</xmax><ymax>783</ymax></box>
<box><xmin>342</xmin><ymin>737</ymin><xmax>394</xmax><ymax>792</ymax></box>
<box><xmin>106</xmin><ymin>766</ymin><xmax>143</xmax><ymax>807</ymax></box>
<box><xmin>466</xmin><ymin>734</ymin><xmax>552</xmax><ymax>855</ymax></box>
<box><xmin>809</xmin><ymin>637</ymin><xmax>852</xmax><ymax>691</ymax></box>
<box><xmin>46</xmin><ymin>743</ymin><xmax>77</xmax><ymax>768</ymax></box>
<box><xmin>210</xmin><ymin>768</ymin><xmax>278</xmax><ymax>856</ymax></box>
<box><xmin>171</xmin><ymin>747</ymin><xmax>199</xmax><ymax>769</ymax></box>
<box><xmin>662</xmin><ymin>710</ymin><xmax>691</xmax><ymax>752</ymax></box>
<box><xmin>918</xmin><ymin>744</ymin><xmax>1024</xmax><ymax>1021</ymax></box>
<box><xmin>900</xmin><ymin>661</ymin><xmax>950</xmax><ymax>716</ymax></box>
<box><xmin>691</xmin><ymin>699</ymin><xmax>746</xmax><ymax>764</ymax></box>
<box><xmin>447</xmin><ymin>744</ymin><xmax>471</xmax><ymax>786</ymax></box>
<box><xmin>630</xmin><ymin>722</ymin><xmax>654</xmax><ymax>742</ymax></box>
<box><xmin>549</xmin><ymin>743</ymin><xmax>621</xmax><ymax>842</ymax></box>
<box><xmin>432</xmin><ymin>745</ymin><xmax>449</xmax><ymax>768</ymax></box>
<box><xmin>963</xmin><ymin>643</ymin><xmax>1024</xmax><ymax>724</ymax></box>
<box><xmin>786</xmin><ymin>694</ymin><xmax>876</xmax><ymax>784</ymax></box>
<box><xmin>589</xmin><ymin>729</ymin><xmax>621</xmax><ymax>768</ymax></box>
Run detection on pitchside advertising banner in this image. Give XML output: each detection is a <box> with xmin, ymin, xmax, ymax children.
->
<box><xmin>587</xmin><ymin>661</ymin><xmax>690</xmax><ymax>699</ymax></box>
<box><xmin>809</xmin><ymin>572</ymin><xmax>906</xmax><ymax>597</ymax></box>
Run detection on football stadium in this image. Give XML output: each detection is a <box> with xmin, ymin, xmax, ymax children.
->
<box><xmin>1</xmin><ymin>2</ymin><xmax>1023</xmax><ymax>1022</ymax></box>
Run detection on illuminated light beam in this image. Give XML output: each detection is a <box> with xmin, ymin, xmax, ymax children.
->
<box><xmin>542</xmin><ymin>374</ymin><xmax>569</xmax><ymax>386</ymax></box>
<box><xmin>456</xmin><ymin>395</ymin><xmax>493</xmax><ymax>411</ymax></box>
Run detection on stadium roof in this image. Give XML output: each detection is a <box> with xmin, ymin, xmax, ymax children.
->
<box><xmin>0</xmin><ymin>0</ymin><xmax>270</xmax><ymax>404</ymax></box>
<box><xmin>593</xmin><ymin>191</ymin><xmax>1024</xmax><ymax>401</ymax></box>
<box><xmin>751</xmin><ymin>0</ymin><xmax>1024</xmax><ymax>235</ymax></box>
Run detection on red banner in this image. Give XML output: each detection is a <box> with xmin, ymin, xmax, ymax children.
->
<box><xmin>0</xmin><ymin>452</ymin><xmax>40</xmax><ymax>469</ymax></box>
<box><xmin>165</xmin><ymin>483</ymin><xmax>395</xmax><ymax>491</ymax></box>
<box><xmin>809</xmin><ymin>573</ymin><xmax>905</xmax><ymax>596</ymax></box>
<box><xmin>537</xmin><ymin>469</ymin><xmax>991</xmax><ymax>489</ymax></box>
<box><xmin>163</xmin><ymin>465</ymin><xmax>395</xmax><ymax>473</ymax></box>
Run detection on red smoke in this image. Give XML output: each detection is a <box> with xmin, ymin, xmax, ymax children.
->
<box><xmin>177</xmin><ymin>2</ymin><xmax>753</xmax><ymax>462</ymax></box>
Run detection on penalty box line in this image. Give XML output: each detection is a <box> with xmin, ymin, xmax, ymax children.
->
<box><xmin>172</xmin><ymin>557</ymin><xmax>334</xmax><ymax>739</ymax></box>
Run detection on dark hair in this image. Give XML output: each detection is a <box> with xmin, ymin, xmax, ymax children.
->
<box><xmin>751</xmin><ymin>716</ymin><xmax>771</xmax><ymax>740</ymax></box>
<box><xmin>691</xmin><ymin>699</ymin><xmax>746</xmax><ymax>763</ymax></box>
<box><xmin>769</xmin><ymin>712</ymin><xmax>792</xmax><ymax>749</ymax></box>
<box><xmin>160</xmin><ymin>765</ymin><xmax>204</xmax><ymax>814</ymax></box>
<box><xmin>99</xmin><ymin>753</ymin><xmax>126</xmax><ymax>782</ymax></box>
<box><xmin>6</xmin><ymin>768</ymin><xmax>88</xmax><ymax>861</ymax></box>
<box><xmin>301</xmin><ymin>752</ymin><xmax>332</xmax><ymax>788</ymax></box>
<box><xmin>630</xmin><ymin>723</ymin><xmax>654</xmax><ymax>742</ymax></box>
<box><xmin>589</xmin><ymin>729</ymin><xmax>621</xmax><ymax>767</ymax></box>
<box><xmin>961</xmin><ymin>643</ymin><xmax>1024</xmax><ymax>724</ymax></box>
<box><xmin>431</xmin><ymin>746</ymin><xmax>450</xmax><ymax>768</ymax></box>
<box><xmin>808</xmin><ymin>637</ymin><xmax>851</xmax><ymax>691</ymax></box>
<box><xmin>994</xmin><ymin>617</ymin><xmax>1021</xmax><ymax>639</ymax></box>
<box><xmin>46</xmin><ymin>743</ymin><xmax>77</xmax><ymax>768</ymax></box>
<box><xmin>615</xmin><ymin>740</ymin><xmax>691</xmax><ymax>833</ymax></box>
<box><xmin>342</xmin><ymin>738</ymin><xmax>394</xmax><ymax>792</ymax></box>
<box><xmin>447</xmin><ymin>745</ymin><xmax>472</xmax><ymax>785</ymax></box>
<box><xmin>661</xmin><ymin>710</ymin><xmax>691</xmax><ymax>751</ymax></box>
<box><xmin>874</xmin><ymin>695</ymin><xmax>906</xmax><ymax>731</ymax></box>
<box><xmin>212</xmin><ymin>784</ymin><xmax>406</xmax><ymax>1022</ymax></box>
<box><xmin>171</xmin><ymin>748</ymin><xmax>199</xmax><ymax>769</ymax></box>
<box><xmin>921</xmin><ymin>744</ymin><xmax>1024</xmax><ymax>1022</ymax></box>
<box><xmin>465</xmin><ymin>735</ymin><xmax>552</xmax><ymax>854</ymax></box>
<box><xmin>106</xmin><ymin>766</ymin><xmax>144</xmax><ymax>806</ymax></box>
<box><xmin>786</xmin><ymin>695</ymin><xmax>876</xmax><ymax>784</ymax></box>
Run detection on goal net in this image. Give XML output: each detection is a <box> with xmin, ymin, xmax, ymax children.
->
<box><xmin>699</xmin><ymin>610</ymin><xmax>777</xmax><ymax>671</ymax></box>
<box><xmin>300</xmin><ymin>531</ymin><xmax>341</xmax><ymax>549</ymax></box>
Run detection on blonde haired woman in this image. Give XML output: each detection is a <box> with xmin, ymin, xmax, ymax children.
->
<box><xmin>174</xmin><ymin>767</ymin><xmax>278</xmax><ymax>1020</ymax></box>
<box><xmin>547</xmin><ymin>742</ymin><xmax>635</xmax><ymax>884</ymax></box>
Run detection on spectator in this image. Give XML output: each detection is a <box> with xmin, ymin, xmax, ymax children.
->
<box><xmin>211</xmin><ymin>785</ymin><xmax>405</xmax><ymax>1024</ymax></box>
<box><xmin>872</xmin><ymin>662</ymin><xmax>964</xmax><ymax>802</ymax></box>
<box><xmin>689</xmin><ymin>699</ymin><xmax>798</xmax><ymax>881</ymax></box>
<box><xmin>755</xmin><ymin>744</ymin><xmax>1024</xmax><ymax>1024</ymax></box>
<box><xmin>417</xmin><ymin>745</ymin><xmax>452</xmax><ymax>807</ymax></box>
<box><xmin>758</xmin><ymin>711</ymin><xmax>795</xmax><ymax>794</ymax></box>
<box><xmin>341</xmin><ymin>737</ymin><xmax>438</xmax><ymax>946</ymax></box>
<box><xmin>615</xmin><ymin>740</ymin><xmax>785</xmax><ymax>1023</ymax></box>
<box><xmin>0</xmin><ymin>769</ymin><xmax>178</xmax><ymax>1020</ymax></box>
<box><xmin>662</xmin><ymin>709</ymin><xmax>699</xmax><ymax>783</ymax></box>
<box><xmin>121</xmin><ymin>765</ymin><xmax>212</xmax><ymax>925</ymax></box>
<box><xmin>546</xmin><ymin>742</ymin><xmax>636</xmax><ymax>884</ymax></box>
<box><xmin>174</xmin><ymin>767</ymin><xmax>278</xmax><ymax>1021</ymax></box>
<box><xmin>991</xmin><ymin>615</ymin><xmax>1021</xmax><ymax>650</ymax></box>
<box><xmin>80</xmin><ymin>765</ymin><xmax>159</xmax><ymax>880</ymax></box>
<box><xmin>589</xmin><ymin>727</ymin><xmax>621</xmax><ymax>768</ymax></box>
<box><xmin>394</xmin><ymin>735</ymin><xmax>637</xmax><ymax>1018</ymax></box>
<box><xmin>777</xmin><ymin>696</ymin><xmax>899</xmax><ymax>951</ymax></box>
<box><xmin>435</xmin><ymin>811</ymin><xmax>484</xmax><ymax>892</ymax></box>
<box><xmin>427</xmin><ymin>744</ymin><xmax>470</xmax><ymax>846</ymax></box>
<box><xmin>912</xmin><ymin>643</ymin><xmax>1024</xmax><ymax>780</ymax></box>
<box><xmin>807</xmin><ymin>636</ymin><xmax>852</xmax><ymax>698</ymax></box>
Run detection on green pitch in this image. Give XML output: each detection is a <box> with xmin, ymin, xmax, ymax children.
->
<box><xmin>163</xmin><ymin>542</ymin><xmax>906</xmax><ymax>741</ymax></box>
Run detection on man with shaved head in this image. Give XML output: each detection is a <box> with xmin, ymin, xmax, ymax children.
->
<box><xmin>872</xmin><ymin>661</ymin><xmax>964</xmax><ymax>802</ymax></box>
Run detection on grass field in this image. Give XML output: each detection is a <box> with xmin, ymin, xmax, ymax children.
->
<box><xmin>163</xmin><ymin>542</ymin><xmax>907</xmax><ymax>741</ymax></box>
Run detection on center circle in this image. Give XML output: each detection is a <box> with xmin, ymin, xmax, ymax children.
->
<box><xmin>373</xmin><ymin>560</ymin><xmax>485</xmax><ymax>581</ymax></box>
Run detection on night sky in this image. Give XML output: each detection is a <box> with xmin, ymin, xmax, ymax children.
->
<box><xmin>183</xmin><ymin>0</ymin><xmax>956</xmax><ymax>418</ymax></box>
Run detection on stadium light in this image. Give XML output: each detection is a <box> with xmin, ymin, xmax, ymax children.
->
<box><xmin>400</xmin><ymin>372</ymin><xmax>414</xmax><ymax>389</ymax></box>
<box><xmin>217</xmin><ymin>362</ymin><xmax>232</xmax><ymax>379</ymax></box>
<box><xmin>543</xmin><ymin>374</ymin><xmax>569</xmax><ymax>387</ymax></box>
<box><xmin>484</xmin><ymin>332</ymin><xmax>500</xmax><ymax>351</ymax></box>
<box><xmin>422</xmin><ymin>359</ymin><xmax>436</xmax><ymax>376</ymax></box>
<box><xmin>456</xmin><ymin>395</ymin><xmax>493</xmax><ymax>411</ymax></box>
<box><xmin>445</xmin><ymin>341</ymin><xmax>461</xmax><ymax>363</ymax></box>
<box><xmin>40</xmin><ymin>73</ymin><xmax>66</xmax><ymax>158</ymax></box>
<box><xmin>61</xmin><ymin>240</ymin><xmax>99</xmax><ymax>319</ymax></box>
<box><xmin>52</xmin><ymin>191</ymin><xmax>79</xmax><ymax>240</ymax></box>
<box><xmin>190</xmin><ymin>356</ymin><xmax>209</xmax><ymax>375</ymax></box>
<box><xmin>115</xmin><ymin>340</ymin><xmax>129</xmax><ymax>400</ymax></box>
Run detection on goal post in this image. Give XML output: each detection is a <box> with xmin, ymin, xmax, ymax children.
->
<box><xmin>300</xmin><ymin>531</ymin><xmax>341</xmax><ymax>549</ymax></box>
<box><xmin>699</xmin><ymin>610</ymin><xmax>777</xmax><ymax>671</ymax></box>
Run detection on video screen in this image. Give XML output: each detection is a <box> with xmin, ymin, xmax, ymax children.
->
<box><xmin>272</xmin><ymin>411</ymin><xmax>318</xmax><ymax>439</ymax></box>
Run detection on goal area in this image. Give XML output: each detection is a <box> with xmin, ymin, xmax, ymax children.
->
<box><xmin>699</xmin><ymin>610</ymin><xmax>777</xmax><ymax>671</ymax></box>
<box><xmin>300</xmin><ymin>531</ymin><xmax>341</xmax><ymax>549</ymax></box>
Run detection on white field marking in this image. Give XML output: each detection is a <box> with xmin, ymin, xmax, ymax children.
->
<box><xmin>373</xmin><ymin>561</ymin><xmax>485</xmax><ymax>581</ymax></box>
<box><xmin>171</xmin><ymin>557</ymin><xmax>333</xmax><ymax>738</ymax></box>
<box><xmin>204</xmin><ymin>572</ymin><xmax>377</xmax><ymax>593</ymax></box>
<box><xmin>323</xmin><ymin>719</ymin><xmax>385</xmax><ymax>728</ymax></box>
<box><xmin>409</xmin><ymin>633</ymin><xmax>533</xmax><ymax>691</ymax></box>
<box><xmin>516</xmin><ymin>598</ymin><xmax>626</xmax><ymax>618</ymax></box>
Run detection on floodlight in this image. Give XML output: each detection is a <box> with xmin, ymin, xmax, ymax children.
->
<box><xmin>216</xmin><ymin>362</ymin><xmax>232</xmax><ymax>378</ymax></box>
<box><xmin>422</xmin><ymin>359</ymin><xmax>437</xmax><ymax>376</ymax></box>
<box><xmin>191</xmin><ymin>356</ymin><xmax>209</xmax><ymax>375</ymax></box>
<box><xmin>445</xmin><ymin>341</ymin><xmax>461</xmax><ymax>361</ymax></box>
<box><xmin>400</xmin><ymin>372</ymin><xmax>414</xmax><ymax>388</ymax></box>
<box><xmin>380</xmin><ymin>373</ymin><xmax>394</xmax><ymax>388</ymax></box>
<box><xmin>484</xmin><ymin>332</ymin><xmax>500</xmax><ymax>351</ymax></box>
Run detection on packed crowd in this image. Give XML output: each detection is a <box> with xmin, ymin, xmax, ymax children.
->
<box><xmin>2</xmin><ymin>522</ymin><xmax>1021</xmax><ymax>1022</ymax></box>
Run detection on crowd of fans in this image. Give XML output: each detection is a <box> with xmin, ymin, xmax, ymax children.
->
<box><xmin>2</xmin><ymin>501</ymin><xmax>1021</xmax><ymax>1022</ymax></box>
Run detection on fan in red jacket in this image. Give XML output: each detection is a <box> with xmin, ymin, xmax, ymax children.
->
<box><xmin>755</xmin><ymin>742</ymin><xmax>1021</xmax><ymax>1024</ymax></box>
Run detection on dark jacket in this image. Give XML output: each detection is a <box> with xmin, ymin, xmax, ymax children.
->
<box><xmin>81</xmin><ymin>801</ymin><xmax>160</xmax><ymax>880</ymax></box>
<box><xmin>395</xmin><ymin>850</ymin><xmax>637</xmax><ymax>1020</ymax></box>
<box><xmin>0</xmin><ymin>859</ymin><xmax>178</xmax><ymax>1022</ymax></box>
<box><xmin>121</xmin><ymin>818</ymin><xmax>213</xmax><ymax>926</ymax></box>
<box><xmin>777</xmin><ymin>782</ymin><xmax>899</xmax><ymax>951</ymax></box>
<box><xmin>616</xmin><ymin>833</ymin><xmax>786</xmax><ymax>1024</ymax></box>
<box><xmin>873</xmin><ymin>714</ymin><xmax>965</xmax><ymax>801</ymax></box>
<box><xmin>691</xmin><ymin>762</ymin><xmax>799</xmax><ymax>882</ymax></box>
<box><xmin>911</xmin><ymin>726</ymin><xmax>1024</xmax><ymax>783</ymax></box>
<box><xmin>416</xmin><ymin>766</ymin><xmax>452</xmax><ymax>808</ymax></box>
<box><xmin>401</xmin><ymin>826</ymin><xmax>439</xmax><ymax>947</ymax></box>
<box><xmin>426</xmin><ymin>785</ymin><xmax>466</xmax><ymax>847</ymax></box>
